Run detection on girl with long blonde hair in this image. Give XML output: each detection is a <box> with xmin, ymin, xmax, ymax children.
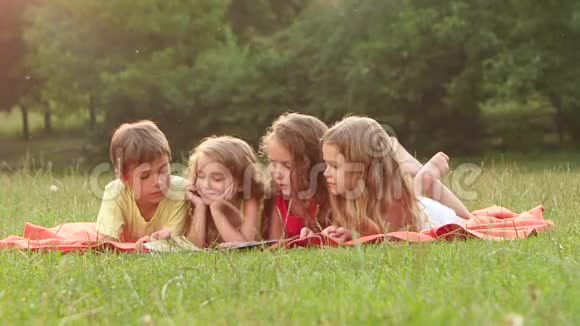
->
<box><xmin>186</xmin><ymin>136</ymin><xmax>266</xmax><ymax>247</ymax></box>
<box><xmin>321</xmin><ymin>116</ymin><xmax>467</xmax><ymax>241</ymax></box>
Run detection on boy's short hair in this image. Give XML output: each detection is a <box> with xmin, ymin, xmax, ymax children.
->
<box><xmin>110</xmin><ymin>120</ymin><xmax>171</xmax><ymax>176</ymax></box>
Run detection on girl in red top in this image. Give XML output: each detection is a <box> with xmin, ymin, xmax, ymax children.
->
<box><xmin>260</xmin><ymin>113</ymin><xmax>332</xmax><ymax>239</ymax></box>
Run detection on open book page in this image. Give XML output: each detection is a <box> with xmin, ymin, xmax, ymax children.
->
<box><xmin>216</xmin><ymin>239</ymin><xmax>281</xmax><ymax>250</ymax></box>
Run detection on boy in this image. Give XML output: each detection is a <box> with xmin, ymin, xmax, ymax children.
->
<box><xmin>96</xmin><ymin>120</ymin><xmax>188</xmax><ymax>245</ymax></box>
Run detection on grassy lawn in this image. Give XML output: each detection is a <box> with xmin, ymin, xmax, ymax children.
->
<box><xmin>0</xmin><ymin>155</ymin><xmax>578</xmax><ymax>325</ymax></box>
<box><xmin>0</xmin><ymin>134</ymin><xmax>89</xmax><ymax>172</ymax></box>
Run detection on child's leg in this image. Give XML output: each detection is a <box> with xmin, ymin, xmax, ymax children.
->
<box><xmin>414</xmin><ymin>152</ymin><xmax>449</xmax><ymax>198</ymax></box>
<box><xmin>413</xmin><ymin>152</ymin><xmax>473</xmax><ymax>220</ymax></box>
<box><xmin>392</xmin><ymin>138</ymin><xmax>473</xmax><ymax>220</ymax></box>
<box><xmin>434</xmin><ymin>184</ymin><xmax>474</xmax><ymax>220</ymax></box>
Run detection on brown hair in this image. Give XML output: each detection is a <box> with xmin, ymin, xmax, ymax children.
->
<box><xmin>260</xmin><ymin>112</ymin><xmax>332</xmax><ymax>232</ymax></box>
<box><xmin>109</xmin><ymin>120</ymin><xmax>171</xmax><ymax>177</ymax></box>
<box><xmin>188</xmin><ymin>135</ymin><xmax>266</xmax><ymax>244</ymax></box>
<box><xmin>322</xmin><ymin>116</ymin><xmax>419</xmax><ymax>234</ymax></box>
<box><xmin>188</xmin><ymin>135</ymin><xmax>264</xmax><ymax>200</ymax></box>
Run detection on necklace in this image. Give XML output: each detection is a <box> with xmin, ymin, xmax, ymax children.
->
<box><xmin>276</xmin><ymin>197</ymin><xmax>293</xmax><ymax>239</ymax></box>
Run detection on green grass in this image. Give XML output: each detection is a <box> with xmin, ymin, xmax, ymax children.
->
<box><xmin>0</xmin><ymin>134</ymin><xmax>89</xmax><ymax>172</ymax></box>
<box><xmin>0</xmin><ymin>155</ymin><xmax>578</xmax><ymax>325</ymax></box>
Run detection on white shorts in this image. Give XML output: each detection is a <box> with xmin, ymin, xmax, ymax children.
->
<box><xmin>416</xmin><ymin>197</ymin><xmax>466</xmax><ymax>231</ymax></box>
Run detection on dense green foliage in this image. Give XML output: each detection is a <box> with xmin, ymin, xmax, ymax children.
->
<box><xmin>1</xmin><ymin>0</ymin><xmax>579</xmax><ymax>157</ymax></box>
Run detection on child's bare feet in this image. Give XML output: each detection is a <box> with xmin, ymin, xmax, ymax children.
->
<box><xmin>415</xmin><ymin>152</ymin><xmax>450</xmax><ymax>197</ymax></box>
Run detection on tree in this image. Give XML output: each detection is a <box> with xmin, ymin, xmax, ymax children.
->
<box><xmin>0</xmin><ymin>0</ymin><xmax>25</xmax><ymax>112</ymax></box>
<box><xmin>479</xmin><ymin>0</ymin><xmax>580</xmax><ymax>144</ymax></box>
<box><xmin>24</xmin><ymin>0</ymin><xmax>232</xmax><ymax>156</ymax></box>
<box><xmin>241</xmin><ymin>0</ymin><xmax>488</xmax><ymax>153</ymax></box>
<box><xmin>227</xmin><ymin>0</ymin><xmax>311</xmax><ymax>43</ymax></box>
<box><xmin>0</xmin><ymin>0</ymin><xmax>36</xmax><ymax>139</ymax></box>
<box><xmin>19</xmin><ymin>0</ymin><xmax>580</xmax><ymax>157</ymax></box>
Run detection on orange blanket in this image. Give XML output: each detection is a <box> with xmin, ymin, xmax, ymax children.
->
<box><xmin>282</xmin><ymin>205</ymin><xmax>554</xmax><ymax>247</ymax></box>
<box><xmin>0</xmin><ymin>205</ymin><xmax>554</xmax><ymax>252</ymax></box>
<box><xmin>0</xmin><ymin>222</ymin><xmax>138</xmax><ymax>253</ymax></box>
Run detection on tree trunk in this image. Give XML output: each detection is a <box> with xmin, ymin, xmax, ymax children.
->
<box><xmin>44</xmin><ymin>109</ymin><xmax>52</xmax><ymax>134</ymax></box>
<box><xmin>89</xmin><ymin>94</ymin><xmax>97</xmax><ymax>130</ymax></box>
<box><xmin>21</xmin><ymin>106</ymin><xmax>30</xmax><ymax>140</ymax></box>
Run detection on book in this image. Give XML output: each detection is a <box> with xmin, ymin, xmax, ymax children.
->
<box><xmin>215</xmin><ymin>239</ymin><xmax>280</xmax><ymax>250</ymax></box>
<box><xmin>144</xmin><ymin>236</ymin><xmax>202</xmax><ymax>252</ymax></box>
<box><xmin>144</xmin><ymin>236</ymin><xmax>281</xmax><ymax>252</ymax></box>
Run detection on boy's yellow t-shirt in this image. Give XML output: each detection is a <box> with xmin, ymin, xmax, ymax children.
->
<box><xmin>96</xmin><ymin>176</ymin><xmax>190</xmax><ymax>242</ymax></box>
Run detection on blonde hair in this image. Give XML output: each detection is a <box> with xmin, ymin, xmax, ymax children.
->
<box><xmin>188</xmin><ymin>136</ymin><xmax>265</xmax><ymax>244</ymax></box>
<box><xmin>260</xmin><ymin>112</ymin><xmax>332</xmax><ymax>231</ymax></box>
<box><xmin>110</xmin><ymin>120</ymin><xmax>171</xmax><ymax>177</ymax></box>
<box><xmin>322</xmin><ymin>116</ymin><xmax>418</xmax><ymax>234</ymax></box>
<box><xmin>188</xmin><ymin>135</ymin><xmax>264</xmax><ymax>199</ymax></box>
